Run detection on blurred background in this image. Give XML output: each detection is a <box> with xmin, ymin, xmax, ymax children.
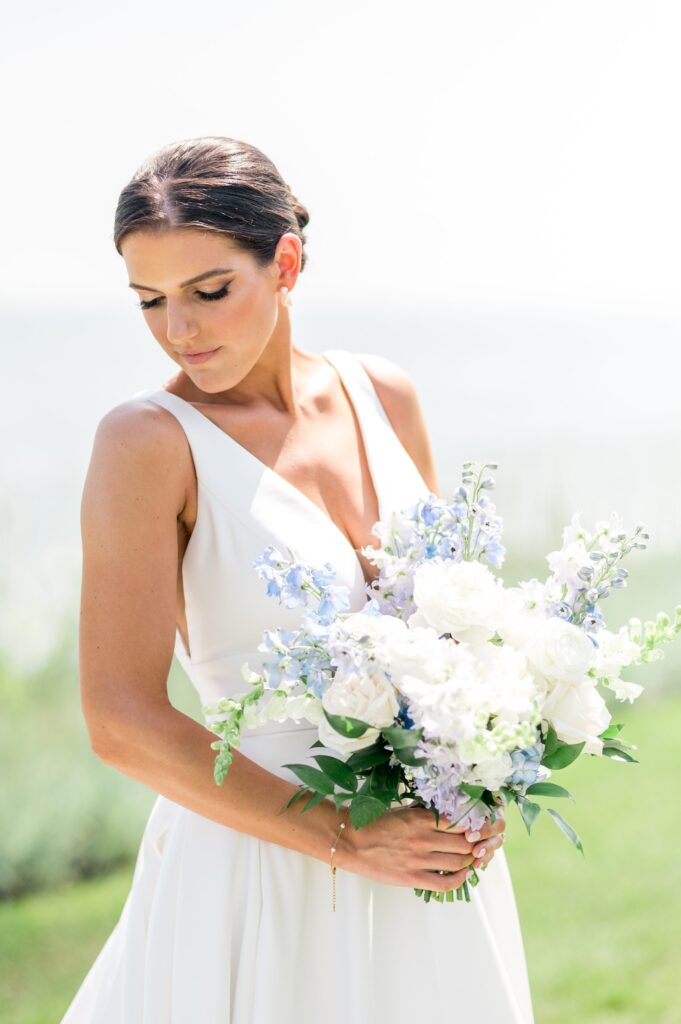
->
<box><xmin>1</xmin><ymin>2</ymin><xmax>680</xmax><ymax>1021</ymax></box>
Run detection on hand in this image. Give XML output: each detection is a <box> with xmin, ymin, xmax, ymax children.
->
<box><xmin>334</xmin><ymin>804</ymin><xmax>479</xmax><ymax>894</ymax></box>
<box><xmin>464</xmin><ymin>811</ymin><xmax>506</xmax><ymax>871</ymax></box>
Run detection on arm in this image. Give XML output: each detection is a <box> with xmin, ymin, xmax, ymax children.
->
<box><xmin>356</xmin><ymin>353</ymin><xmax>442</xmax><ymax>497</ymax></box>
<box><xmin>79</xmin><ymin>399</ymin><xmax>341</xmax><ymax>861</ymax></box>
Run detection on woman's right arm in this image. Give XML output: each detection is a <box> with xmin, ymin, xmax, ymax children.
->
<box><xmin>79</xmin><ymin>401</ymin><xmax>491</xmax><ymax>891</ymax></box>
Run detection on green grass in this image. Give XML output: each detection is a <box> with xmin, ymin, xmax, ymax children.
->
<box><xmin>2</xmin><ymin>693</ymin><xmax>680</xmax><ymax>1023</ymax></box>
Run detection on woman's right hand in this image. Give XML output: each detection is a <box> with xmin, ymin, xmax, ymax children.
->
<box><xmin>334</xmin><ymin>803</ymin><xmax>477</xmax><ymax>893</ymax></box>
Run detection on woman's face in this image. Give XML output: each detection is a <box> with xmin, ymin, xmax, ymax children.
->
<box><xmin>121</xmin><ymin>226</ymin><xmax>298</xmax><ymax>393</ymax></box>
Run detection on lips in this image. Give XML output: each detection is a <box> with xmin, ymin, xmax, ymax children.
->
<box><xmin>183</xmin><ymin>347</ymin><xmax>220</xmax><ymax>365</ymax></box>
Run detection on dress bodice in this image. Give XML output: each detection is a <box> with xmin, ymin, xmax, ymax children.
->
<box><xmin>132</xmin><ymin>349</ymin><xmax>431</xmax><ymax>728</ymax></box>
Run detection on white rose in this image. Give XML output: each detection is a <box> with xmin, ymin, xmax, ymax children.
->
<box><xmin>525</xmin><ymin>617</ymin><xmax>596</xmax><ymax>684</ymax></box>
<box><xmin>319</xmin><ymin>669</ymin><xmax>399</xmax><ymax>754</ymax></box>
<box><xmin>542</xmin><ymin>678</ymin><xmax>611</xmax><ymax>755</ymax></box>
<box><xmin>409</xmin><ymin>559</ymin><xmax>505</xmax><ymax>644</ymax></box>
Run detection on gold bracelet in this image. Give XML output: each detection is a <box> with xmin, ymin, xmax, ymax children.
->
<box><xmin>330</xmin><ymin>806</ymin><xmax>349</xmax><ymax>912</ymax></box>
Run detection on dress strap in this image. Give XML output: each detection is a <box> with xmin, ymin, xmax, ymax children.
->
<box><xmin>131</xmin><ymin>387</ymin><xmax>219</xmax><ymax>484</ymax></box>
<box><xmin>321</xmin><ymin>349</ymin><xmax>432</xmax><ymax>512</ymax></box>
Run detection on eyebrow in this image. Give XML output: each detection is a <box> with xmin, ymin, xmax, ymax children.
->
<box><xmin>128</xmin><ymin>268</ymin><xmax>236</xmax><ymax>293</ymax></box>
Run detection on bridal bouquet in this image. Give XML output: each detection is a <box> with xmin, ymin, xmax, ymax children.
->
<box><xmin>204</xmin><ymin>462</ymin><xmax>681</xmax><ymax>903</ymax></box>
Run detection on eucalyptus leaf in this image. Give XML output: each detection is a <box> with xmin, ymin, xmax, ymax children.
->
<box><xmin>516</xmin><ymin>797</ymin><xmax>542</xmax><ymax>835</ymax></box>
<box><xmin>599</xmin><ymin>723</ymin><xmax>624</xmax><ymax>740</ymax></box>
<box><xmin>546</xmin><ymin>808</ymin><xmax>585</xmax><ymax>854</ymax></box>
<box><xmin>525</xmin><ymin>782</ymin><xmax>573</xmax><ymax>800</ymax></box>
<box><xmin>602</xmin><ymin>747</ymin><xmax>639</xmax><ymax>763</ymax></box>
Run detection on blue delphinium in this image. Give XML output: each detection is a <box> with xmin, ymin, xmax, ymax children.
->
<box><xmin>508</xmin><ymin>744</ymin><xmax>546</xmax><ymax>793</ymax></box>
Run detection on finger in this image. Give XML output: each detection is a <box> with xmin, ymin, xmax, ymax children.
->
<box><xmin>416</xmin><ymin>865</ymin><xmax>473</xmax><ymax>893</ymax></box>
<box><xmin>424</xmin><ymin>850</ymin><xmax>476</xmax><ymax>873</ymax></box>
<box><xmin>465</xmin><ymin>813</ymin><xmax>506</xmax><ymax>844</ymax></box>
<box><xmin>472</xmin><ymin>832</ymin><xmax>506</xmax><ymax>868</ymax></box>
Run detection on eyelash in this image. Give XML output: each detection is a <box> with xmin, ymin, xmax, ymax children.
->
<box><xmin>138</xmin><ymin>284</ymin><xmax>231</xmax><ymax>310</ymax></box>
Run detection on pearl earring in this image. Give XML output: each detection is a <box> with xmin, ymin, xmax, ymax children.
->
<box><xmin>280</xmin><ymin>286</ymin><xmax>293</xmax><ymax>308</ymax></box>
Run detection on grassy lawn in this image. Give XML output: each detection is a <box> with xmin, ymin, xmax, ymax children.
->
<box><xmin>2</xmin><ymin>693</ymin><xmax>680</xmax><ymax>1023</ymax></box>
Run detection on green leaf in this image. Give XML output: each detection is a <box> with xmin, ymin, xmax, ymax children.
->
<box><xmin>381</xmin><ymin>723</ymin><xmax>423</xmax><ymax>751</ymax></box>
<box><xmin>300</xmin><ymin>790</ymin><xmax>327</xmax><ymax>813</ymax></box>
<box><xmin>284</xmin><ymin>787</ymin><xmax>309</xmax><ymax>810</ymax></box>
<box><xmin>345</xmin><ymin>742</ymin><xmax>391</xmax><ymax>772</ymax></box>
<box><xmin>546</xmin><ymin>808</ymin><xmax>585</xmax><ymax>854</ymax></box>
<box><xmin>516</xmin><ymin>797</ymin><xmax>542</xmax><ymax>835</ymax></box>
<box><xmin>459</xmin><ymin>783</ymin><xmax>486</xmax><ymax>800</ymax></box>
<box><xmin>542</xmin><ymin>740</ymin><xmax>585</xmax><ymax>769</ymax></box>
<box><xmin>281</xmin><ymin>763</ymin><xmax>335</xmax><ymax>795</ymax></box>
<box><xmin>332</xmin><ymin>792</ymin><xmax>350</xmax><ymax>811</ymax></box>
<box><xmin>390</xmin><ymin>746</ymin><xmax>428</xmax><ymax>767</ymax></box>
<box><xmin>599</xmin><ymin>723</ymin><xmax>624</xmax><ymax>740</ymax></box>
<box><xmin>312</xmin><ymin>755</ymin><xmax>357</xmax><ymax>792</ymax></box>
<box><xmin>349</xmin><ymin>795</ymin><xmax>387</xmax><ymax>829</ymax></box>
<box><xmin>602</xmin><ymin>746</ymin><xmax>639</xmax><ymax>763</ymax></box>
<box><xmin>542</xmin><ymin>723</ymin><xmax>559</xmax><ymax>758</ymax></box>
<box><xmin>525</xmin><ymin>782</ymin><xmax>574</xmax><ymax>800</ymax></box>
<box><xmin>322</xmin><ymin>708</ymin><xmax>371</xmax><ymax>739</ymax></box>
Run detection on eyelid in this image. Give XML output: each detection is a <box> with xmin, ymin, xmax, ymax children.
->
<box><xmin>138</xmin><ymin>282</ymin><xmax>231</xmax><ymax>309</ymax></box>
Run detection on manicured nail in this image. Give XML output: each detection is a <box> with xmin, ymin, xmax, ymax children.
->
<box><xmin>474</xmin><ymin>847</ymin><xmax>487</xmax><ymax>859</ymax></box>
<box><xmin>467</xmin><ymin>831</ymin><xmax>481</xmax><ymax>842</ymax></box>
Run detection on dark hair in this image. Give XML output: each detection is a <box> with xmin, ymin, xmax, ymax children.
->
<box><xmin>113</xmin><ymin>136</ymin><xmax>310</xmax><ymax>271</ymax></box>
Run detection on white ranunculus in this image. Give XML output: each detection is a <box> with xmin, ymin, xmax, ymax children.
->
<box><xmin>319</xmin><ymin>669</ymin><xmax>399</xmax><ymax>754</ymax></box>
<box><xmin>409</xmin><ymin>559</ymin><xmax>505</xmax><ymax>643</ymax></box>
<box><xmin>542</xmin><ymin>678</ymin><xmax>611</xmax><ymax>755</ymax></box>
<box><xmin>524</xmin><ymin>617</ymin><xmax>596</xmax><ymax>684</ymax></box>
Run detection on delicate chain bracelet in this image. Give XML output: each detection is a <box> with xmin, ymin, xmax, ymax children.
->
<box><xmin>330</xmin><ymin>806</ymin><xmax>350</xmax><ymax>912</ymax></box>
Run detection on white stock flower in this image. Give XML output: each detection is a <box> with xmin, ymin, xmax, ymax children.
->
<box><xmin>592</xmin><ymin>627</ymin><xmax>641</xmax><ymax>681</ymax></box>
<box><xmin>606</xmin><ymin>677</ymin><xmax>644</xmax><ymax>703</ymax></box>
<box><xmin>546</xmin><ymin>540</ymin><xmax>592</xmax><ymax>590</ymax></box>
<box><xmin>542</xmin><ymin>678</ymin><xmax>611</xmax><ymax>755</ymax></box>
<box><xmin>319</xmin><ymin>668</ymin><xmax>399</xmax><ymax>754</ymax></box>
<box><xmin>409</xmin><ymin>559</ymin><xmax>505</xmax><ymax>643</ymax></box>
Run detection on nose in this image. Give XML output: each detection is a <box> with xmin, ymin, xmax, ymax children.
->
<box><xmin>165</xmin><ymin>299</ymin><xmax>199</xmax><ymax>346</ymax></box>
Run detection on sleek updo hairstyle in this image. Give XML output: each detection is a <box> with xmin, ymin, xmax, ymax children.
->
<box><xmin>113</xmin><ymin>136</ymin><xmax>310</xmax><ymax>271</ymax></box>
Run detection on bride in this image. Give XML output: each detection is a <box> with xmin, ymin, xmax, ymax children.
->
<box><xmin>62</xmin><ymin>136</ymin><xmax>534</xmax><ymax>1023</ymax></box>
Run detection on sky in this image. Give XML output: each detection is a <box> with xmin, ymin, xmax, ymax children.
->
<box><xmin>2</xmin><ymin>1</ymin><xmax>680</xmax><ymax>670</ymax></box>
<box><xmin>1</xmin><ymin>0</ymin><xmax>680</xmax><ymax>316</ymax></box>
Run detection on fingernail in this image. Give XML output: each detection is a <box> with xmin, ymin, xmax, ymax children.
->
<box><xmin>474</xmin><ymin>847</ymin><xmax>487</xmax><ymax>859</ymax></box>
<box><xmin>465</xmin><ymin>869</ymin><xmax>473</xmax><ymax>879</ymax></box>
<box><xmin>467</xmin><ymin>831</ymin><xmax>481</xmax><ymax>842</ymax></box>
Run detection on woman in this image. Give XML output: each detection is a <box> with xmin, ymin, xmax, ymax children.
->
<box><xmin>62</xmin><ymin>136</ymin><xmax>534</xmax><ymax>1023</ymax></box>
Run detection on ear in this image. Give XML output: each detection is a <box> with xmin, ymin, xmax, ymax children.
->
<box><xmin>274</xmin><ymin>232</ymin><xmax>303</xmax><ymax>292</ymax></box>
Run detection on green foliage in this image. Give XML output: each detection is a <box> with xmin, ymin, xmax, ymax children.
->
<box><xmin>542</xmin><ymin>739</ymin><xmax>585</xmax><ymax>770</ymax></box>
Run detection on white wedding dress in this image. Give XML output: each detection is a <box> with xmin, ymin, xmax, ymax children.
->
<box><xmin>61</xmin><ymin>348</ymin><xmax>535</xmax><ymax>1023</ymax></box>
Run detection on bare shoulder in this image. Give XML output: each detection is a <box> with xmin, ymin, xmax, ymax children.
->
<box><xmin>84</xmin><ymin>396</ymin><xmax>190</xmax><ymax>522</ymax></box>
<box><xmin>355</xmin><ymin>352</ymin><xmax>440</xmax><ymax>495</ymax></box>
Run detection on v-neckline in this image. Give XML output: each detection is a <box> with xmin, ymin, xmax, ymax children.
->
<box><xmin>156</xmin><ymin>351</ymin><xmax>383</xmax><ymax>590</ymax></box>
